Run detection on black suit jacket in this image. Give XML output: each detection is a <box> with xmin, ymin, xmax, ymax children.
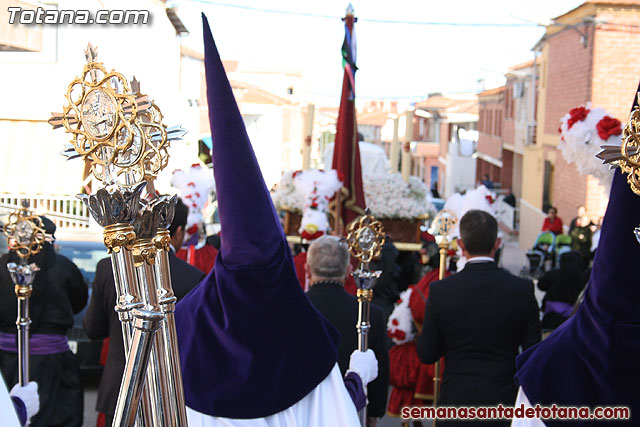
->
<box><xmin>83</xmin><ymin>252</ymin><xmax>205</xmax><ymax>415</ymax></box>
<box><xmin>417</xmin><ymin>262</ymin><xmax>540</xmax><ymax>409</ymax></box>
<box><xmin>306</xmin><ymin>281</ymin><xmax>390</xmax><ymax>418</ymax></box>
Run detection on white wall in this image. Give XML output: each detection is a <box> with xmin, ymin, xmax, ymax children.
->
<box><xmin>0</xmin><ymin>0</ymin><xmax>187</xmax><ymax>195</ymax></box>
<box><xmin>444</xmin><ymin>140</ymin><xmax>477</xmax><ymax>198</ymax></box>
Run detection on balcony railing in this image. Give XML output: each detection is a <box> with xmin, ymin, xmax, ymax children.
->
<box><xmin>0</xmin><ymin>193</ymin><xmax>90</xmax><ymax>229</ymax></box>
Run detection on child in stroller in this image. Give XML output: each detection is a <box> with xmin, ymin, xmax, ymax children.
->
<box><xmin>520</xmin><ymin>232</ymin><xmax>555</xmax><ymax>279</ymax></box>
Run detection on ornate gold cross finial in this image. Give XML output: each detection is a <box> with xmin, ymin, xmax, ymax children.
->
<box><xmin>346</xmin><ymin>209</ymin><xmax>386</xmax><ymax>264</ymax></box>
<box><xmin>3</xmin><ymin>203</ymin><xmax>46</xmax><ymax>259</ymax></box>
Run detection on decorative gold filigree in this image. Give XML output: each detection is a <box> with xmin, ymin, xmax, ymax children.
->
<box><xmin>431</xmin><ymin>210</ymin><xmax>457</xmax><ymax>243</ymax></box>
<box><xmin>103</xmin><ymin>224</ymin><xmax>136</xmax><ymax>253</ymax></box>
<box><xmin>15</xmin><ymin>285</ymin><xmax>33</xmax><ymax>299</ymax></box>
<box><xmin>153</xmin><ymin>229</ymin><xmax>171</xmax><ymax>252</ymax></box>
<box><xmin>50</xmin><ymin>46</ymin><xmax>183</xmax><ymax>188</ymax></box>
<box><xmin>132</xmin><ymin>240</ymin><xmax>156</xmax><ymax>267</ymax></box>
<box><xmin>3</xmin><ymin>204</ymin><xmax>46</xmax><ymax>259</ymax></box>
<box><xmin>356</xmin><ymin>288</ymin><xmax>373</xmax><ymax>301</ymax></box>
<box><xmin>620</xmin><ymin>105</ymin><xmax>640</xmax><ymax>195</ymax></box>
<box><xmin>346</xmin><ymin>210</ymin><xmax>386</xmax><ymax>264</ymax></box>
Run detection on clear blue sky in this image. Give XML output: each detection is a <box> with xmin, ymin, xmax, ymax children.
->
<box><xmin>175</xmin><ymin>0</ymin><xmax>585</xmax><ymax>103</ymax></box>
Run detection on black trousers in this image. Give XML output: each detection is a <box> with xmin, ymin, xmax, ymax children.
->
<box><xmin>0</xmin><ymin>350</ymin><xmax>83</xmax><ymax>427</ymax></box>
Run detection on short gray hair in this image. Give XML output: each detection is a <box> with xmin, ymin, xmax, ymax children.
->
<box><xmin>307</xmin><ymin>235</ymin><xmax>350</xmax><ymax>280</ymax></box>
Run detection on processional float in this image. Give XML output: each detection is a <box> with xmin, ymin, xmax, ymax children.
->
<box><xmin>48</xmin><ymin>44</ymin><xmax>188</xmax><ymax>427</ymax></box>
<box><xmin>2</xmin><ymin>202</ymin><xmax>47</xmax><ymax>386</ymax></box>
<box><xmin>345</xmin><ymin>209</ymin><xmax>386</xmax><ymax>426</ymax></box>
<box><xmin>429</xmin><ymin>210</ymin><xmax>457</xmax><ymax>427</ymax></box>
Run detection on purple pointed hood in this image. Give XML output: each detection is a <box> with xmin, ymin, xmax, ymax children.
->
<box><xmin>515</xmin><ymin>86</ymin><xmax>640</xmax><ymax>425</ymax></box>
<box><xmin>173</xmin><ymin>15</ymin><xmax>340</xmax><ymax>419</ymax></box>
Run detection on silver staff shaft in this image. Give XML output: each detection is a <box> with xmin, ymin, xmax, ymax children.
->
<box><xmin>105</xmin><ymin>224</ymin><xmax>152</xmax><ymax>426</ymax></box>
<box><xmin>112</xmin><ymin>308</ymin><xmax>163</xmax><ymax>427</ymax></box>
<box><xmin>132</xmin><ymin>239</ymin><xmax>171</xmax><ymax>426</ymax></box>
<box><xmin>16</xmin><ymin>295</ymin><xmax>29</xmax><ymax>386</ymax></box>
<box><xmin>356</xmin><ymin>292</ymin><xmax>370</xmax><ymax>427</ymax></box>
<box><xmin>353</xmin><ymin>265</ymin><xmax>380</xmax><ymax>427</ymax></box>
<box><xmin>7</xmin><ymin>261</ymin><xmax>39</xmax><ymax>387</ymax></box>
<box><xmin>154</xmin><ymin>229</ymin><xmax>188</xmax><ymax>426</ymax></box>
<box><xmin>356</xmin><ymin>295</ymin><xmax>371</xmax><ymax>352</ymax></box>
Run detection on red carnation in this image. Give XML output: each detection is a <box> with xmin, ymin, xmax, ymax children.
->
<box><xmin>596</xmin><ymin>116</ymin><xmax>622</xmax><ymax>141</ymax></box>
<box><xmin>301</xmin><ymin>230</ymin><xmax>324</xmax><ymax>241</ymax></box>
<box><xmin>397</xmin><ymin>298</ymin><xmax>403</xmax><ymax>304</ymax></box>
<box><xmin>187</xmin><ymin>224</ymin><xmax>199</xmax><ymax>235</ymax></box>
<box><xmin>396</xmin><ymin>330</ymin><xmax>406</xmax><ymax>340</ymax></box>
<box><xmin>392</xmin><ymin>319</ymin><xmax>399</xmax><ymax>326</ymax></box>
<box><xmin>567</xmin><ymin>106</ymin><xmax>590</xmax><ymax>129</ymax></box>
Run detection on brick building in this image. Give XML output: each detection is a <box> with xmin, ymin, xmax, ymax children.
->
<box><xmin>519</xmin><ymin>0</ymin><xmax>640</xmax><ymax>249</ymax></box>
<box><xmin>476</xmin><ymin>86</ymin><xmax>506</xmax><ymax>187</ymax></box>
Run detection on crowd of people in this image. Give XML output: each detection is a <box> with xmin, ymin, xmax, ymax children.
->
<box><xmin>536</xmin><ymin>205</ymin><xmax>603</xmax><ymax>331</ymax></box>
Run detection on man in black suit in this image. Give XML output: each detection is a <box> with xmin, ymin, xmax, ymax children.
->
<box><xmin>417</xmin><ymin>210</ymin><xmax>541</xmax><ymax>426</ymax></box>
<box><xmin>305</xmin><ymin>236</ymin><xmax>389</xmax><ymax>427</ymax></box>
<box><xmin>83</xmin><ymin>199</ymin><xmax>205</xmax><ymax>426</ymax></box>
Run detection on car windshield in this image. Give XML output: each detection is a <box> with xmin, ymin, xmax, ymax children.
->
<box><xmin>54</xmin><ymin>241</ymin><xmax>108</xmax><ymax>286</ymax></box>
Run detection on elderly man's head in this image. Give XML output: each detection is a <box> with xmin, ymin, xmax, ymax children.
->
<box><xmin>306</xmin><ymin>235</ymin><xmax>350</xmax><ymax>283</ymax></box>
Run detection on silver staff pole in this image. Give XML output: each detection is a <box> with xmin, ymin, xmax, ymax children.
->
<box><xmin>346</xmin><ymin>209</ymin><xmax>386</xmax><ymax>426</ymax></box>
<box><xmin>153</xmin><ymin>196</ymin><xmax>189</xmax><ymax>426</ymax></box>
<box><xmin>80</xmin><ymin>182</ymin><xmax>153</xmax><ymax>426</ymax></box>
<box><xmin>3</xmin><ymin>201</ymin><xmax>46</xmax><ymax>386</ymax></box>
<box><xmin>50</xmin><ymin>43</ymin><xmax>188</xmax><ymax>427</ymax></box>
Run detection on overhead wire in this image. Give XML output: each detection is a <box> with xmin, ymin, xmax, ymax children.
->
<box><xmin>184</xmin><ymin>0</ymin><xmax>541</xmax><ymax>28</ymax></box>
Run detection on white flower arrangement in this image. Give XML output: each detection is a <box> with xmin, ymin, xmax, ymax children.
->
<box><xmin>271</xmin><ymin>171</ymin><xmax>306</xmax><ymax>212</ymax></box>
<box><xmin>558</xmin><ymin>102</ymin><xmax>622</xmax><ymax>188</ymax></box>
<box><xmin>271</xmin><ymin>171</ymin><xmax>435</xmax><ymax>220</ymax></box>
<box><xmin>386</xmin><ymin>288</ymin><xmax>415</xmax><ymax>345</ymax></box>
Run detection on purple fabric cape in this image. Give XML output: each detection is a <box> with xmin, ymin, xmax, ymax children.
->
<box><xmin>173</xmin><ymin>15</ymin><xmax>340</xmax><ymax>419</ymax></box>
<box><xmin>515</xmin><ymin>168</ymin><xmax>640</xmax><ymax>426</ymax></box>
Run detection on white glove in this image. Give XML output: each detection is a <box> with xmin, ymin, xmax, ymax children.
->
<box><xmin>10</xmin><ymin>382</ymin><xmax>39</xmax><ymax>423</ymax></box>
<box><xmin>346</xmin><ymin>349</ymin><xmax>378</xmax><ymax>385</ymax></box>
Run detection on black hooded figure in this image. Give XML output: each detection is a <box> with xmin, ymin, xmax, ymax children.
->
<box><xmin>538</xmin><ymin>250</ymin><xmax>587</xmax><ymax>330</ymax></box>
<box><xmin>0</xmin><ymin>216</ymin><xmax>87</xmax><ymax>426</ymax></box>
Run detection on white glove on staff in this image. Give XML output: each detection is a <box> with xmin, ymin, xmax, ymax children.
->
<box><xmin>10</xmin><ymin>382</ymin><xmax>39</xmax><ymax>424</ymax></box>
<box><xmin>346</xmin><ymin>349</ymin><xmax>378</xmax><ymax>385</ymax></box>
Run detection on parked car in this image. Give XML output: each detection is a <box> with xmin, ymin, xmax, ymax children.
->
<box><xmin>55</xmin><ymin>240</ymin><xmax>109</xmax><ymax>375</ymax></box>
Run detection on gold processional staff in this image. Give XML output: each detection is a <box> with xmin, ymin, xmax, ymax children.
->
<box><xmin>48</xmin><ymin>44</ymin><xmax>187</xmax><ymax>427</ymax></box>
<box><xmin>346</xmin><ymin>209</ymin><xmax>386</xmax><ymax>426</ymax></box>
<box><xmin>3</xmin><ymin>201</ymin><xmax>47</xmax><ymax>386</ymax></box>
<box><xmin>429</xmin><ymin>210</ymin><xmax>457</xmax><ymax>427</ymax></box>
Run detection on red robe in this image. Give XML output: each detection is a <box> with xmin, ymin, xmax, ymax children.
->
<box><xmin>176</xmin><ymin>243</ymin><xmax>218</xmax><ymax>274</ymax></box>
<box><xmin>387</xmin><ymin>268</ymin><xmax>449</xmax><ymax>417</ymax></box>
